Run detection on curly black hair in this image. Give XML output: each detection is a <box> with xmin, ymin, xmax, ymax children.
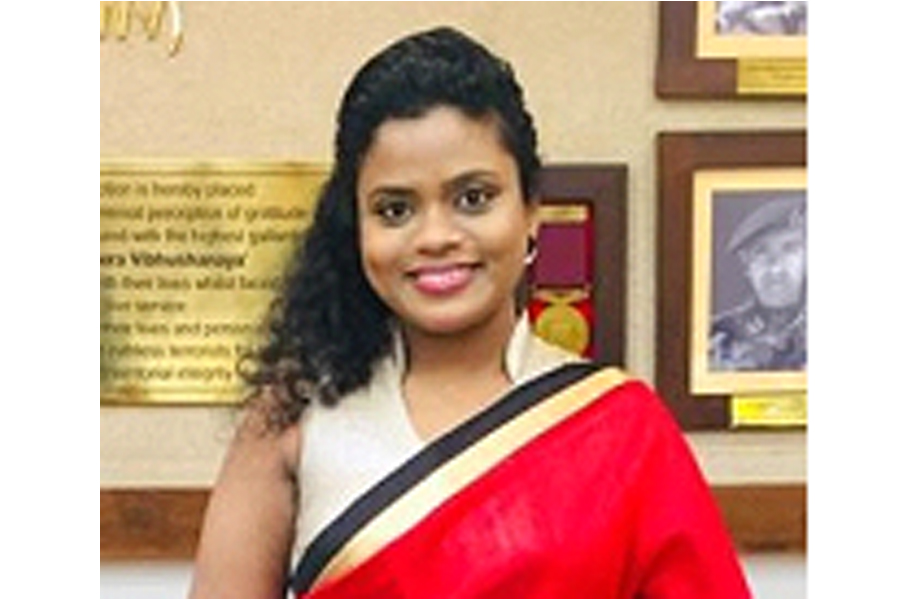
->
<box><xmin>241</xmin><ymin>26</ymin><xmax>541</xmax><ymax>429</ymax></box>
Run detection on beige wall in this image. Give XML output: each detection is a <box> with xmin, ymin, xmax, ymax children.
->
<box><xmin>101</xmin><ymin>1</ymin><xmax>806</xmax><ymax>487</ymax></box>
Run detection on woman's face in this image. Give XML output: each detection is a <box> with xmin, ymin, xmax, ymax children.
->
<box><xmin>356</xmin><ymin>106</ymin><xmax>537</xmax><ymax>337</ymax></box>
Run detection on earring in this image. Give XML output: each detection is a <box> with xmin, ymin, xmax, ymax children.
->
<box><xmin>525</xmin><ymin>235</ymin><xmax>538</xmax><ymax>266</ymax></box>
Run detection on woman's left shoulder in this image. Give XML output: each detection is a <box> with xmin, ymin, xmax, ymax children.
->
<box><xmin>578</xmin><ymin>369</ymin><xmax>685</xmax><ymax>436</ymax></box>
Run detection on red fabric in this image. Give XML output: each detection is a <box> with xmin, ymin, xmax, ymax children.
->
<box><xmin>304</xmin><ymin>381</ymin><xmax>752</xmax><ymax>599</ymax></box>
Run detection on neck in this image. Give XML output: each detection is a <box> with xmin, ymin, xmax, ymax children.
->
<box><xmin>761</xmin><ymin>303</ymin><xmax>804</xmax><ymax>330</ymax></box>
<box><xmin>399</xmin><ymin>308</ymin><xmax>518</xmax><ymax>442</ymax></box>
<box><xmin>402</xmin><ymin>309</ymin><xmax>517</xmax><ymax>379</ymax></box>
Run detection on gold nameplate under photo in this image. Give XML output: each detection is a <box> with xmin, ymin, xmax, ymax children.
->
<box><xmin>731</xmin><ymin>394</ymin><xmax>807</xmax><ymax>428</ymax></box>
<box><xmin>738</xmin><ymin>58</ymin><xmax>806</xmax><ymax>96</ymax></box>
<box><xmin>100</xmin><ymin>161</ymin><xmax>327</xmax><ymax>405</ymax></box>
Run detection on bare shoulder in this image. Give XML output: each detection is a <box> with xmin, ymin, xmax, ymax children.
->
<box><xmin>189</xmin><ymin>390</ymin><xmax>304</xmax><ymax>598</ymax></box>
<box><xmin>229</xmin><ymin>390</ymin><xmax>303</xmax><ymax>475</ymax></box>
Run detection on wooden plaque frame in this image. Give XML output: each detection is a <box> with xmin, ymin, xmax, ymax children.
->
<box><xmin>531</xmin><ymin>164</ymin><xmax>627</xmax><ymax>367</ymax></box>
<box><xmin>656</xmin><ymin>2</ymin><xmax>807</xmax><ymax>100</ymax></box>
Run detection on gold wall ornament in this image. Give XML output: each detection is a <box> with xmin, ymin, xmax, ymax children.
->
<box><xmin>100</xmin><ymin>1</ymin><xmax>184</xmax><ymax>57</ymax></box>
<box><xmin>532</xmin><ymin>289</ymin><xmax>591</xmax><ymax>356</ymax></box>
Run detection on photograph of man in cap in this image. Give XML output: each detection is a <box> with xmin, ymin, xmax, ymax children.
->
<box><xmin>709</xmin><ymin>191</ymin><xmax>807</xmax><ymax>372</ymax></box>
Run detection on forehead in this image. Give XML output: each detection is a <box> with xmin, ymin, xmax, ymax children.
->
<box><xmin>356</xmin><ymin>106</ymin><xmax>523</xmax><ymax>203</ymax></box>
<box><xmin>742</xmin><ymin>225</ymin><xmax>805</xmax><ymax>254</ymax></box>
<box><xmin>370</xmin><ymin>106</ymin><xmax>505</xmax><ymax>154</ymax></box>
<box><xmin>378</xmin><ymin>105</ymin><xmax>502</xmax><ymax>144</ymax></box>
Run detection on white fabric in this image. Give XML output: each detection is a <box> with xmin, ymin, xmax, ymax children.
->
<box><xmin>292</xmin><ymin>316</ymin><xmax>581</xmax><ymax>562</ymax></box>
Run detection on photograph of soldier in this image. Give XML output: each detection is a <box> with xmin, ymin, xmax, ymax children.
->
<box><xmin>716</xmin><ymin>1</ymin><xmax>808</xmax><ymax>36</ymax></box>
<box><xmin>709</xmin><ymin>191</ymin><xmax>806</xmax><ymax>372</ymax></box>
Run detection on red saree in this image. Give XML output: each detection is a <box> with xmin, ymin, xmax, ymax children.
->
<box><xmin>290</xmin><ymin>364</ymin><xmax>751</xmax><ymax>599</ymax></box>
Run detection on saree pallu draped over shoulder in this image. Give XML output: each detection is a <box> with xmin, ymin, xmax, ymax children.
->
<box><xmin>289</xmin><ymin>363</ymin><xmax>751</xmax><ymax>599</ymax></box>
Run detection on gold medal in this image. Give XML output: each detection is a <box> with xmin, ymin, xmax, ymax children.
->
<box><xmin>532</xmin><ymin>288</ymin><xmax>590</xmax><ymax>355</ymax></box>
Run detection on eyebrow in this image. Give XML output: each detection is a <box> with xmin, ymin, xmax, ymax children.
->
<box><xmin>363</xmin><ymin>169</ymin><xmax>501</xmax><ymax>205</ymax></box>
<box><xmin>365</xmin><ymin>185</ymin><xmax>415</xmax><ymax>201</ymax></box>
<box><xmin>440</xmin><ymin>170</ymin><xmax>500</xmax><ymax>197</ymax></box>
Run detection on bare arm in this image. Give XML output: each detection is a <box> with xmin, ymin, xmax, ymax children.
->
<box><xmin>189</xmin><ymin>407</ymin><xmax>301</xmax><ymax>599</ymax></box>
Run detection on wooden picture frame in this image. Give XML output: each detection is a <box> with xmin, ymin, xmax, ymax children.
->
<box><xmin>656</xmin><ymin>2</ymin><xmax>807</xmax><ymax>100</ymax></box>
<box><xmin>656</xmin><ymin>130</ymin><xmax>807</xmax><ymax>429</ymax></box>
<box><xmin>528</xmin><ymin>164</ymin><xmax>627</xmax><ymax>368</ymax></box>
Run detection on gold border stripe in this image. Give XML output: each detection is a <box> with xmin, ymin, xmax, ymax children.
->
<box><xmin>315</xmin><ymin>367</ymin><xmax>629</xmax><ymax>588</ymax></box>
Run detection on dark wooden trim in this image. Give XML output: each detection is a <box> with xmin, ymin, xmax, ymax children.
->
<box><xmin>101</xmin><ymin>488</ymin><xmax>209</xmax><ymax>560</ymax></box>
<box><xmin>712</xmin><ymin>484</ymin><xmax>806</xmax><ymax>553</ymax></box>
<box><xmin>657</xmin><ymin>2</ymin><xmax>734</xmax><ymax>99</ymax></box>
<box><xmin>100</xmin><ymin>483</ymin><xmax>806</xmax><ymax>560</ymax></box>
<box><xmin>656</xmin><ymin>130</ymin><xmax>807</xmax><ymax>429</ymax></box>
<box><xmin>535</xmin><ymin>164</ymin><xmax>628</xmax><ymax>368</ymax></box>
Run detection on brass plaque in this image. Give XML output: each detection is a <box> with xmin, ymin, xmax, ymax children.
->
<box><xmin>731</xmin><ymin>394</ymin><xmax>807</xmax><ymax>428</ymax></box>
<box><xmin>738</xmin><ymin>58</ymin><xmax>807</xmax><ymax>96</ymax></box>
<box><xmin>100</xmin><ymin>162</ymin><xmax>327</xmax><ymax>404</ymax></box>
<box><xmin>537</xmin><ymin>204</ymin><xmax>588</xmax><ymax>224</ymax></box>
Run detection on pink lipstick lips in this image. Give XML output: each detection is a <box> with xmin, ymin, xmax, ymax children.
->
<box><xmin>409</xmin><ymin>264</ymin><xmax>476</xmax><ymax>295</ymax></box>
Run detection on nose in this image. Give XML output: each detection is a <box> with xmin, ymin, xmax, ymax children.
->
<box><xmin>756</xmin><ymin>252</ymin><xmax>787</xmax><ymax>273</ymax></box>
<box><xmin>413</xmin><ymin>204</ymin><xmax>463</xmax><ymax>255</ymax></box>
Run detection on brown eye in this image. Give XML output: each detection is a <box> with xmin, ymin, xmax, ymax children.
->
<box><xmin>374</xmin><ymin>196</ymin><xmax>414</xmax><ymax>226</ymax></box>
<box><xmin>456</xmin><ymin>185</ymin><xmax>496</xmax><ymax>214</ymax></box>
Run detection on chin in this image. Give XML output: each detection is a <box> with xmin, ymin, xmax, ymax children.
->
<box><xmin>406</xmin><ymin>314</ymin><xmax>483</xmax><ymax>337</ymax></box>
<box><xmin>402</xmin><ymin>304</ymin><xmax>510</xmax><ymax>338</ymax></box>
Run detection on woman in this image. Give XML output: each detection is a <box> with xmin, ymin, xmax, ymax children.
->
<box><xmin>190</xmin><ymin>27</ymin><xmax>751</xmax><ymax>599</ymax></box>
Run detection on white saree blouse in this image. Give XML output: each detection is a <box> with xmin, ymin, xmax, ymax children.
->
<box><xmin>292</xmin><ymin>316</ymin><xmax>581</xmax><ymax>564</ymax></box>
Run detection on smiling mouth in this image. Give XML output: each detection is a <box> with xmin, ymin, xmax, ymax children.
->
<box><xmin>408</xmin><ymin>264</ymin><xmax>477</xmax><ymax>295</ymax></box>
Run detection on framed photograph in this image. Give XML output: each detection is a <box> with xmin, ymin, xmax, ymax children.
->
<box><xmin>528</xmin><ymin>164</ymin><xmax>627</xmax><ymax>368</ymax></box>
<box><xmin>656</xmin><ymin>2</ymin><xmax>807</xmax><ymax>99</ymax></box>
<box><xmin>656</xmin><ymin>131</ymin><xmax>806</xmax><ymax>429</ymax></box>
<box><xmin>692</xmin><ymin>168</ymin><xmax>807</xmax><ymax>394</ymax></box>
